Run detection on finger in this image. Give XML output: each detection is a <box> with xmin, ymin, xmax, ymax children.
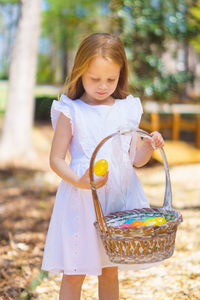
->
<box><xmin>143</xmin><ymin>137</ymin><xmax>153</xmax><ymax>144</ymax></box>
<box><xmin>151</xmin><ymin>132</ymin><xmax>162</xmax><ymax>140</ymax></box>
<box><xmin>152</xmin><ymin>134</ymin><xmax>163</xmax><ymax>144</ymax></box>
<box><xmin>151</xmin><ymin>131</ymin><xmax>160</xmax><ymax>136</ymax></box>
<box><xmin>96</xmin><ymin>181</ymin><xmax>107</xmax><ymax>189</ymax></box>
<box><xmin>95</xmin><ymin>176</ymin><xmax>108</xmax><ymax>188</ymax></box>
<box><xmin>95</xmin><ymin>173</ymin><xmax>108</xmax><ymax>188</ymax></box>
<box><xmin>151</xmin><ymin>133</ymin><xmax>160</xmax><ymax>141</ymax></box>
<box><xmin>154</xmin><ymin>140</ymin><xmax>165</xmax><ymax>149</ymax></box>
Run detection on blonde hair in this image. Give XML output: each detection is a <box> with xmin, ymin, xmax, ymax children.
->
<box><xmin>59</xmin><ymin>33</ymin><xmax>129</xmax><ymax>100</ymax></box>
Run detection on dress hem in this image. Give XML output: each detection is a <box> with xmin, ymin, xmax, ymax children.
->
<box><xmin>41</xmin><ymin>261</ymin><xmax>163</xmax><ymax>276</ymax></box>
<box><xmin>41</xmin><ymin>264</ymin><xmax>117</xmax><ymax>276</ymax></box>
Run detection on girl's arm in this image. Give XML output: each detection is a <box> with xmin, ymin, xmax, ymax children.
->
<box><xmin>133</xmin><ymin>131</ymin><xmax>164</xmax><ymax>168</ymax></box>
<box><xmin>50</xmin><ymin>113</ymin><xmax>108</xmax><ymax>189</ymax></box>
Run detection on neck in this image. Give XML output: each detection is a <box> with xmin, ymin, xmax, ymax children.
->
<box><xmin>80</xmin><ymin>93</ymin><xmax>115</xmax><ymax>106</ymax></box>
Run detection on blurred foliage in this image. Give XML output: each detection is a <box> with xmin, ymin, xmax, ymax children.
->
<box><xmin>0</xmin><ymin>64</ymin><xmax>9</xmax><ymax>80</ymax></box>
<box><xmin>34</xmin><ymin>95</ymin><xmax>55</xmax><ymax>121</ymax></box>
<box><xmin>129</xmin><ymin>71</ymin><xmax>194</xmax><ymax>100</ymax></box>
<box><xmin>0</xmin><ymin>0</ymin><xmax>19</xmax><ymax>3</ymax></box>
<box><xmin>37</xmin><ymin>54</ymin><xmax>54</xmax><ymax>83</ymax></box>
<box><xmin>38</xmin><ymin>0</ymin><xmax>110</xmax><ymax>83</ymax></box>
<box><xmin>189</xmin><ymin>0</ymin><xmax>200</xmax><ymax>53</ymax></box>
<box><xmin>109</xmin><ymin>0</ymin><xmax>199</xmax><ymax>100</ymax></box>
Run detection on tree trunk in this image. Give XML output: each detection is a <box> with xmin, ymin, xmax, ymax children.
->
<box><xmin>0</xmin><ymin>0</ymin><xmax>41</xmax><ymax>161</ymax></box>
<box><xmin>50</xmin><ymin>43</ymin><xmax>62</xmax><ymax>84</ymax></box>
<box><xmin>62</xmin><ymin>48</ymin><xmax>68</xmax><ymax>82</ymax></box>
<box><xmin>181</xmin><ymin>42</ymin><xmax>189</xmax><ymax>100</ymax></box>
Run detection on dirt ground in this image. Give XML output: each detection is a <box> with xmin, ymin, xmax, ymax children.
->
<box><xmin>0</xmin><ymin>123</ymin><xmax>200</xmax><ymax>300</ymax></box>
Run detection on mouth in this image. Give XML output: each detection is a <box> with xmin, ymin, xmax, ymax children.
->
<box><xmin>97</xmin><ymin>92</ymin><xmax>106</xmax><ymax>96</ymax></box>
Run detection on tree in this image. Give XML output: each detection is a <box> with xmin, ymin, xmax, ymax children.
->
<box><xmin>39</xmin><ymin>0</ymin><xmax>109</xmax><ymax>83</ymax></box>
<box><xmin>0</xmin><ymin>1</ymin><xmax>20</xmax><ymax>80</ymax></box>
<box><xmin>189</xmin><ymin>0</ymin><xmax>200</xmax><ymax>53</ymax></box>
<box><xmin>0</xmin><ymin>0</ymin><xmax>41</xmax><ymax>161</ymax></box>
<box><xmin>109</xmin><ymin>0</ymin><xmax>199</xmax><ymax>100</ymax></box>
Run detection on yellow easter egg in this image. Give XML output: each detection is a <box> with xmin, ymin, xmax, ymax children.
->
<box><xmin>154</xmin><ymin>217</ymin><xmax>166</xmax><ymax>225</ymax></box>
<box><xmin>94</xmin><ymin>159</ymin><xmax>108</xmax><ymax>177</ymax></box>
<box><xmin>143</xmin><ymin>218</ymin><xmax>157</xmax><ymax>226</ymax></box>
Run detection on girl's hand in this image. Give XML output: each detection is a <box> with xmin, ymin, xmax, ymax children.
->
<box><xmin>76</xmin><ymin>168</ymin><xmax>108</xmax><ymax>189</ymax></box>
<box><xmin>143</xmin><ymin>131</ymin><xmax>165</xmax><ymax>149</ymax></box>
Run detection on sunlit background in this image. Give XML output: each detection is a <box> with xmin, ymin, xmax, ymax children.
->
<box><xmin>0</xmin><ymin>0</ymin><xmax>200</xmax><ymax>299</ymax></box>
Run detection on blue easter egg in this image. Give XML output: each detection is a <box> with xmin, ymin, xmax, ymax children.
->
<box><xmin>124</xmin><ymin>218</ymin><xmax>136</xmax><ymax>224</ymax></box>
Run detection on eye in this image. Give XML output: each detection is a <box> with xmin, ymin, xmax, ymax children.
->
<box><xmin>91</xmin><ymin>78</ymin><xmax>99</xmax><ymax>81</ymax></box>
<box><xmin>108</xmin><ymin>78</ymin><xmax>116</xmax><ymax>82</ymax></box>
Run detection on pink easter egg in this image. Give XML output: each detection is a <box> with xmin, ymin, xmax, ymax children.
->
<box><xmin>120</xmin><ymin>224</ymin><xmax>132</xmax><ymax>228</ymax></box>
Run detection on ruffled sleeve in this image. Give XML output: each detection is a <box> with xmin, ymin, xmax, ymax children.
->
<box><xmin>126</xmin><ymin>94</ymin><xmax>143</xmax><ymax>127</ymax></box>
<box><xmin>51</xmin><ymin>94</ymin><xmax>74</xmax><ymax>134</ymax></box>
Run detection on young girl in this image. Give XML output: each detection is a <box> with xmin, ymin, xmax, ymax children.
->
<box><xmin>42</xmin><ymin>33</ymin><xmax>164</xmax><ymax>300</ymax></box>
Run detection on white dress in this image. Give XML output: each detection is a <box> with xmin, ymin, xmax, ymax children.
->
<box><xmin>41</xmin><ymin>94</ymin><xmax>160</xmax><ymax>276</ymax></box>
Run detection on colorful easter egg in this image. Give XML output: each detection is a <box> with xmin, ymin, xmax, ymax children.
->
<box><xmin>120</xmin><ymin>223</ymin><xmax>132</xmax><ymax>228</ymax></box>
<box><xmin>143</xmin><ymin>218</ymin><xmax>157</xmax><ymax>226</ymax></box>
<box><xmin>154</xmin><ymin>217</ymin><xmax>166</xmax><ymax>225</ymax></box>
<box><xmin>131</xmin><ymin>220</ymin><xmax>144</xmax><ymax>227</ymax></box>
<box><xmin>141</xmin><ymin>217</ymin><xmax>153</xmax><ymax>221</ymax></box>
<box><xmin>124</xmin><ymin>218</ymin><xmax>137</xmax><ymax>224</ymax></box>
<box><xmin>94</xmin><ymin>159</ymin><xmax>108</xmax><ymax>177</ymax></box>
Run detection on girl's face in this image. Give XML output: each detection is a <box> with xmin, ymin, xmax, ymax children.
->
<box><xmin>81</xmin><ymin>56</ymin><xmax>120</xmax><ymax>104</ymax></box>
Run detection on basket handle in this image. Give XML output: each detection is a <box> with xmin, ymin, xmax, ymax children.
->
<box><xmin>89</xmin><ymin>128</ymin><xmax>172</xmax><ymax>237</ymax></box>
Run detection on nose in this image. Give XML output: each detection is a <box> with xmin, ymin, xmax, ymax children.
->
<box><xmin>98</xmin><ymin>82</ymin><xmax>107</xmax><ymax>90</ymax></box>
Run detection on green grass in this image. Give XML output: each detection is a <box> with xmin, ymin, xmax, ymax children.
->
<box><xmin>0</xmin><ymin>81</ymin><xmax>8</xmax><ymax>113</ymax></box>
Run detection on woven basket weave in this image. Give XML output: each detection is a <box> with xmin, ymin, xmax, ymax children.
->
<box><xmin>89</xmin><ymin>128</ymin><xmax>183</xmax><ymax>264</ymax></box>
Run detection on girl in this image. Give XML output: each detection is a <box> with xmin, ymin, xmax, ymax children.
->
<box><xmin>42</xmin><ymin>33</ymin><xmax>164</xmax><ymax>300</ymax></box>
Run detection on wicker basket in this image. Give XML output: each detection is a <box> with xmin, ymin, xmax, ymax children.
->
<box><xmin>89</xmin><ymin>128</ymin><xmax>183</xmax><ymax>264</ymax></box>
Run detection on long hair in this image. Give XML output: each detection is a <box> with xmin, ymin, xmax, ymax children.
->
<box><xmin>59</xmin><ymin>33</ymin><xmax>129</xmax><ymax>100</ymax></box>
